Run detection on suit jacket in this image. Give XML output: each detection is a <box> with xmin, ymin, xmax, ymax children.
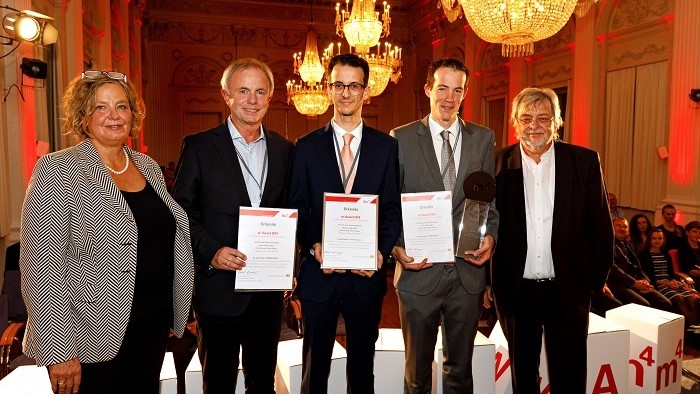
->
<box><xmin>392</xmin><ymin>116</ymin><xmax>499</xmax><ymax>296</ymax></box>
<box><xmin>173</xmin><ymin>122</ymin><xmax>293</xmax><ymax>316</ymax></box>
<box><xmin>492</xmin><ymin>141</ymin><xmax>614</xmax><ymax>318</ymax></box>
<box><xmin>20</xmin><ymin>139</ymin><xmax>194</xmax><ymax>366</ymax></box>
<box><xmin>288</xmin><ymin>123</ymin><xmax>402</xmax><ymax>302</ymax></box>
<box><xmin>607</xmin><ymin>239</ymin><xmax>651</xmax><ymax>291</ymax></box>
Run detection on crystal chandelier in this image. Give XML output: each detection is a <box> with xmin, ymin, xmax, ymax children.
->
<box><xmin>324</xmin><ymin>41</ymin><xmax>402</xmax><ymax>98</ymax></box>
<box><xmin>286</xmin><ymin>9</ymin><xmax>331</xmax><ymax>117</ymax></box>
<box><xmin>574</xmin><ymin>0</ymin><xmax>599</xmax><ymax>18</ymax></box>
<box><xmin>438</xmin><ymin>0</ymin><xmax>462</xmax><ymax>23</ymax></box>
<box><xmin>335</xmin><ymin>0</ymin><xmax>391</xmax><ymax>55</ymax></box>
<box><xmin>458</xmin><ymin>0</ymin><xmax>578</xmax><ymax>57</ymax></box>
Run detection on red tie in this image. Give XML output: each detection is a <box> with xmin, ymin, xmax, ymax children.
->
<box><xmin>341</xmin><ymin>133</ymin><xmax>355</xmax><ymax>193</ymax></box>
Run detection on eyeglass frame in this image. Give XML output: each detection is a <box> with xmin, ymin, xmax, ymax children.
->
<box><xmin>516</xmin><ymin>115</ymin><xmax>554</xmax><ymax>126</ymax></box>
<box><xmin>328</xmin><ymin>82</ymin><xmax>366</xmax><ymax>96</ymax></box>
<box><xmin>81</xmin><ymin>70</ymin><xmax>127</xmax><ymax>83</ymax></box>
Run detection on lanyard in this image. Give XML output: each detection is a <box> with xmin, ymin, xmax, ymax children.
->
<box><xmin>440</xmin><ymin>128</ymin><xmax>462</xmax><ymax>182</ymax></box>
<box><xmin>233</xmin><ymin>142</ymin><xmax>268</xmax><ymax>201</ymax></box>
<box><xmin>333</xmin><ymin>131</ymin><xmax>361</xmax><ymax>191</ymax></box>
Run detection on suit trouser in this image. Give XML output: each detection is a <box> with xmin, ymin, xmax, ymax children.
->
<box><xmin>614</xmin><ymin>287</ymin><xmax>673</xmax><ymax>311</ymax></box>
<box><xmin>300</xmin><ymin>275</ymin><xmax>383</xmax><ymax>394</ymax></box>
<box><xmin>502</xmin><ymin>279</ymin><xmax>588</xmax><ymax>394</ymax></box>
<box><xmin>195</xmin><ymin>292</ymin><xmax>283</xmax><ymax>394</ymax></box>
<box><xmin>397</xmin><ymin>265</ymin><xmax>482</xmax><ymax>394</ymax></box>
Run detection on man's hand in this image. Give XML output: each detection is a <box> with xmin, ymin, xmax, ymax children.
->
<box><xmin>483</xmin><ymin>286</ymin><xmax>493</xmax><ymax>309</ymax></box>
<box><xmin>392</xmin><ymin>246</ymin><xmax>432</xmax><ymax>271</ymax></box>
<box><xmin>632</xmin><ymin>279</ymin><xmax>654</xmax><ymax>293</ymax></box>
<box><xmin>49</xmin><ymin>358</ymin><xmax>81</xmax><ymax>394</ymax></box>
<box><xmin>602</xmin><ymin>284</ymin><xmax>614</xmax><ymax>298</ymax></box>
<box><xmin>312</xmin><ymin>242</ymin><xmax>346</xmax><ymax>275</ymax></box>
<box><xmin>464</xmin><ymin>235</ymin><xmax>495</xmax><ymax>266</ymax></box>
<box><xmin>211</xmin><ymin>246</ymin><xmax>246</xmax><ymax>271</ymax></box>
<box><xmin>352</xmin><ymin>251</ymin><xmax>384</xmax><ymax>278</ymax></box>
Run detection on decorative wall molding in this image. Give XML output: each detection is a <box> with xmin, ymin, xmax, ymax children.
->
<box><xmin>172</xmin><ymin>57</ymin><xmax>226</xmax><ymax>87</ymax></box>
<box><xmin>536</xmin><ymin>65</ymin><xmax>572</xmax><ymax>82</ymax></box>
<box><xmin>610</xmin><ymin>0</ymin><xmax>670</xmax><ymax>32</ymax></box>
<box><xmin>484</xmin><ymin>79</ymin><xmax>508</xmax><ymax>94</ymax></box>
<box><xmin>184</xmin><ymin>97</ymin><xmax>220</xmax><ymax>105</ymax></box>
<box><xmin>535</xmin><ymin>19</ymin><xmax>574</xmax><ymax>54</ymax></box>
<box><xmin>612</xmin><ymin>43</ymin><xmax>667</xmax><ymax>65</ymax></box>
<box><xmin>481</xmin><ymin>43</ymin><xmax>507</xmax><ymax>71</ymax></box>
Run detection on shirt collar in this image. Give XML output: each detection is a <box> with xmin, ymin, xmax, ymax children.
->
<box><xmin>331</xmin><ymin>119</ymin><xmax>363</xmax><ymax>142</ymax></box>
<box><xmin>227</xmin><ymin>117</ymin><xmax>265</xmax><ymax>145</ymax></box>
<box><xmin>428</xmin><ymin>116</ymin><xmax>460</xmax><ymax>139</ymax></box>
<box><xmin>519</xmin><ymin>140</ymin><xmax>554</xmax><ymax>168</ymax></box>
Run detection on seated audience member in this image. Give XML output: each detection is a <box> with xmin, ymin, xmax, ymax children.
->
<box><xmin>640</xmin><ymin>229</ymin><xmax>700</xmax><ymax>326</ymax></box>
<box><xmin>680</xmin><ymin>221</ymin><xmax>700</xmax><ymax>282</ymax></box>
<box><xmin>607</xmin><ymin>218</ymin><xmax>672</xmax><ymax>311</ymax></box>
<box><xmin>608</xmin><ymin>193</ymin><xmax>625</xmax><ymax>219</ymax></box>
<box><xmin>630</xmin><ymin>214</ymin><xmax>653</xmax><ymax>256</ymax></box>
<box><xmin>658</xmin><ymin>204</ymin><xmax>686</xmax><ymax>251</ymax></box>
<box><xmin>591</xmin><ymin>284</ymin><xmax>623</xmax><ymax>317</ymax></box>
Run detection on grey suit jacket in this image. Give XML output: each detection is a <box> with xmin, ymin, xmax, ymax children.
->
<box><xmin>20</xmin><ymin>139</ymin><xmax>195</xmax><ymax>366</ymax></box>
<box><xmin>392</xmin><ymin>116</ymin><xmax>499</xmax><ymax>296</ymax></box>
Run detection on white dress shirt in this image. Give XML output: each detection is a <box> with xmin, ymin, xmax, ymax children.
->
<box><xmin>521</xmin><ymin>142</ymin><xmax>556</xmax><ymax>279</ymax></box>
<box><xmin>428</xmin><ymin>116</ymin><xmax>462</xmax><ymax>173</ymax></box>
<box><xmin>227</xmin><ymin>117</ymin><xmax>267</xmax><ymax>208</ymax></box>
<box><xmin>331</xmin><ymin>119</ymin><xmax>362</xmax><ymax>173</ymax></box>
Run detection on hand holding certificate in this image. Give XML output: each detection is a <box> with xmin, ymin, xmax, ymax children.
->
<box><xmin>321</xmin><ymin>193</ymin><xmax>379</xmax><ymax>270</ymax></box>
<box><xmin>400</xmin><ymin>191</ymin><xmax>454</xmax><ymax>264</ymax></box>
<box><xmin>235</xmin><ymin>207</ymin><xmax>297</xmax><ymax>291</ymax></box>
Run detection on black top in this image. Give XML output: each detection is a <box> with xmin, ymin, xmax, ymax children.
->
<box><xmin>121</xmin><ymin>182</ymin><xmax>176</xmax><ymax>320</ymax></box>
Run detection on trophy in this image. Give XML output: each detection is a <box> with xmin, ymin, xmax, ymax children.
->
<box><xmin>455</xmin><ymin>171</ymin><xmax>496</xmax><ymax>260</ymax></box>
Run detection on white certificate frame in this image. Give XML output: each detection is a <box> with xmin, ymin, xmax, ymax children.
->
<box><xmin>400</xmin><ymin>191</ymin><xmax>455</xmax><ymax>263</ymax></box>
<box><xmin>235</xmin><ymin>207</ymin><xmax>297</xmax><ymax>291</ymax></box>
<box><xmin>321</xmin><ymin>193</ymin><xmax>379</xmax><ymax>270</ymax></box>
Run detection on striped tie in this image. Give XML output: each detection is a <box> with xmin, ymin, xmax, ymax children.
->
<box><xmin>440</xmin><ymin>130</ymin><xmax>456</xmax><ymax>191</ymax></box>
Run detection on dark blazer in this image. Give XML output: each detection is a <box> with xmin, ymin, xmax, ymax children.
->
<box><xmin>607</xmin><ymin>239</ymin><xmax>650</xmax><ymax>291</ymax></box>
<box><xmin>392</xmin><ymin>116</ymin><xmax>499</xmax><ymax>296</ymax></box>
<box><xmin>173</xmin><ymin>122</ymin><xmax>293</xmax><ymax>316</ymax></box>
<box><xmin>492</xmin><ymin>141</ymin><xmax>614</xmax><ymax>318</ymax></box>
<box><xmin>288</xmin><ymin>123</ymin><xmax>402</xmax><ymax>303</ymax></box>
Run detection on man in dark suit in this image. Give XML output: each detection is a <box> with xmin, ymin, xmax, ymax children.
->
<box><xmin>492</xmin><ymin>87</ymin><xmax>614</xmax><ymax>394</ymax></box>
<box><xmin>173</xmin><ymin>58</ymin><xmax>293</xmax><ymax>394</ymax></box>
<box><xmin>390</xmin><ymin>58</ymin><xmax>498</xmax><ymax>394</ymax></box>
<box><xmin>288</xmin><ymin>53</ymin><xmax>401</xmax><ymax>393</ymax></box>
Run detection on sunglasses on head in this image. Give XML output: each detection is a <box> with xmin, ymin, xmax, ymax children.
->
<box><xmin>81</xmin><ymin>70</ymin><xmax>127</xmax><ymax>83</ymax></box>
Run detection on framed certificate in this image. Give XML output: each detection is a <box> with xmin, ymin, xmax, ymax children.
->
<box><xmin>321</xmin><ymin>193</ymin><xmax>379</xmax><ymax>270</ymax></box>
<box><xmin>401</xmin><ymin>191</ymin><xmax>455</xmax><ymax>263</ymax></box>
<box><xmin>235</xmin><ymin>207</ymin><xmax>297</xmax><ymax>291</ymax></box>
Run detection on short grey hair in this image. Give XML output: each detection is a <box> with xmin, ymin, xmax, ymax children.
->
<box><xmin>510</xmin><ymin>87</ymin><xmax>564</xmax><ymax>139</ymax></box>
<box><xmin>220</xmin><ymin>58</ymin><xmax>274</xmax><ymax>95</ymax></box>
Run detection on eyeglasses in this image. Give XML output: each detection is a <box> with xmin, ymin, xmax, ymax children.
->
<box><xmin>329</xmin><ymin>82</ymin><xmax>366</xmax><ymax>96</ymax></box>
<box><xmin>517</xmin><ymin>116</ymin><xmax>554</xmax><ymax>126</ymax></box>
<box><xmin>81</xmin><ymin>70</ymin><xmax>127</xmax><ymax>83</ymax></box>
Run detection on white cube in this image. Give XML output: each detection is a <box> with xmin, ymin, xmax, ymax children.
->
<box><xmin>607</xmin><ymin>304</ymin><xmax>684</xmax><ymax>394</ymax></box>
<box><xmin>434</xmin><ymin>329</ymin><xmax>495</xmax><ymax>394</ymax></box>
<box><xmin>373</xmin><ymin>328</ymin><xmax>409</xmax><ymax>393</ymax></box>
<box><xmin>160</xmin><ymin>352</ymin><xmax>178</xmax><ymax>394</ymax></box>
<box><xmin>489</xmin><ymin>314</ymin><xmax>632</xmax><ymax>394</ymax></box>
<box><xmin>0</xmin><ymin>365</ymin><xmax>52</xmax><ymax>394</ymax></box>
<box><xmin>275</xmin><ymin>338</ymin><xmax>347</xmax><ymax>394</ymax></box>
<box><xmin>185</xmin><ymin>349</ymin><xmax>244</xmax><ymax>393</ymax></box>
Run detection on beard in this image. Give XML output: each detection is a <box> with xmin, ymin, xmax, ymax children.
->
<box><xmin>520</xmin><ymin>128</ymin><xmax>553</xmax><ymax>150</ymax></box>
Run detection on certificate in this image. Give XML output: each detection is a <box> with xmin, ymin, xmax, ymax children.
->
<box><xmin>322</xmin><ymin>193</ymin><xmax>379</xmax><ymax>270</ymax></box>
<box><xmin>235</xmin><ymin>207</ymin><xmax>297</xmax><ymax>291</ymax></box>
<box><xmin>401</xmin><ymin>191</ymin><xmax>454</xmax><ymax>263</ymax></box>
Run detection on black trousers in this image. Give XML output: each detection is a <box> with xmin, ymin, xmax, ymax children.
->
<box><xmin>78</xmin><ymin>307</ymin><xmax>170</xmax><ymax>394</ymax></box>
<box><xmin>502</xmin><ymin>279</ymin><xmax>589</xmax><ymax>394</ymax></box>
<box><xmin>300</xmin><ymin>275</ymin><xmax>383</xmax><ymax>394</ymax></box>
<box><xmin>195</xmin><ymin>292</ymin><xmax>283</xmax><ymax>394</ymax></box>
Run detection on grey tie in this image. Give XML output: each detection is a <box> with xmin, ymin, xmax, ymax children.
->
<box><xmin>440</xmin><ymin>130</ymin><xmax>456</xmax><ymax>191</ymax></box>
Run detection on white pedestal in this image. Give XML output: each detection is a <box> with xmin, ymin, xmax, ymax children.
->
<box><xmin>607</xmin><ymin>303</ymin><xmax>684</xmax><ymax>394</ymax></box>
<box><xmin>274</xmin><ymin>338</ymin><xmax>347</xmax><ymax>394</ymax></box>
<box><xmin>185</xmin><ymin>349</ymin><xmax>244</xmax><ymax>393</ymax></box>
<box><xmin>374</xmin><ymin>328</ymin><xmax>408</xmax><ymax>393</ymax></box>
<box><xmin>434</xmin><ymin>329</ymin><xmax>495</xmax><ymax>394</ymax></box>
<box><xmin>489</xmin><ymin>313</ymin><xmax>631</xmax><ymax>394</ymax></box>
<box><xmin>0</xmin><ymin>365</ymin><xmax>52</xmax><ymax>393</ymax></box>
<box><xmin>160</xmin><ymin>352</ymin><xmax>178</xmax><ymax>394</ymax></box>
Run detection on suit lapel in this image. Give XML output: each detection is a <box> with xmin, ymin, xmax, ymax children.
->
<box><xmin>453</xmin><ymin>118</ymin><xmax>473</xmax><ymax>202</ymax></box>
<box><xmin>212</xmin><ymin>122</ymin><xmax>252</xmax><ymax>206</ymax></box>
<box><xmin>351</xmin><ymin>125</ymin><xmax>378</xmax><ymax>194</ymax></box>
<box><xmin>260</xmin><ymin>127</ymin><xmax>282</xmax><ymax>206</ymax></box>
<box><xmin>505</xmin><ymin>144</ymin><xmax>527</xmax><ymax>229</ymax></box>
<box><xmin>551</xmin><ymin>141</ymin><xmax>565</xmax><ymax>234</ymax></box>
<box><xmin>75</xmin><ymin>139</ymin><xmax>133</xmax><ymax>222</ymax></box>
<box><xmin>317</xmin><ymin>123</ymin><xmax>345</xmax><ymax>192</ymax></box>
<box><xmin>416</xmin><ymin>117</ymin><xmax>444</xmax><ymax>191</ymax></box>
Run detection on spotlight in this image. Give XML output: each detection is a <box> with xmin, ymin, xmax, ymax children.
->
<box><xmin>1</xmin><ymin>7</ymin><xmax>58</xmax><ymax>46</ymax></box>
<box><xmin>690</xmin><ymin>89</ymin><xmax>700</xmax><ymax>103</ymax></box>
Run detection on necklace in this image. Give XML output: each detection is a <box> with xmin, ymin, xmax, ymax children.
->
<box><xmin>104</xmin><ymin>147</ymin><xmax>130</xmax><ymax>175</ymax></box>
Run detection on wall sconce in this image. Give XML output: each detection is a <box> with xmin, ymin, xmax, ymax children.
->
<box><xmin>1</xmin><ymin>6</ymin><xmax>58</xmax><ymax>47</ymax></box>
<box><xmin>690</xmin><ymin>89</ymin><xmax>700</xmax><ymax>103</ymax></box>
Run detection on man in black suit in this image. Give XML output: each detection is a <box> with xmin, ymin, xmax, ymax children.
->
<box><xmin>492</xmin><ymin>87</ymin><xmax>614</xmax><ymax>394</ymax></box>
<box><xmin>173</xmin><ymin>58</ymin><xmax>293</xmax><ymax>394</ymax></box>
<box><xmin>288</xmin><ymin>53</ymin><xmax>401</xmax><ymax>393</ymax></box>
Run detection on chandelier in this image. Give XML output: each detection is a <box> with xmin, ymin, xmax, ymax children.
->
<box><xmin>438</xmin><ymin>0</ymin><xmax>462</xmax><ymax>23</ymax></box>
<box><xmin>335</xmin><ymin>0</ymin><xmax>391</xmax><ymax>55</ymax></box>
<box><xmin>332</xmin><ymin>0</ymin><xmax>402</xmax><ymax>97</ymax></box>
<box><xmin>458</xmin><ymin>0</ymin><xmax>578</xmax><ymax>57</ymax></box>
<box><xmin>286</xmin><ymin>9</ymin><xmax>331</xmax><ymax>117</ymax></box>
<box><xmin>574</xmin><ymin>0</ymin><xmax>599</xmax><ymax>18</ymax></box>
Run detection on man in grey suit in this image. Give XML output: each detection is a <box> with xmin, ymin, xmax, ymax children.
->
<box><xmin>390</xmin><ymin>58</ymin><xmax>499</xmax><ymax>394</ymax></box>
